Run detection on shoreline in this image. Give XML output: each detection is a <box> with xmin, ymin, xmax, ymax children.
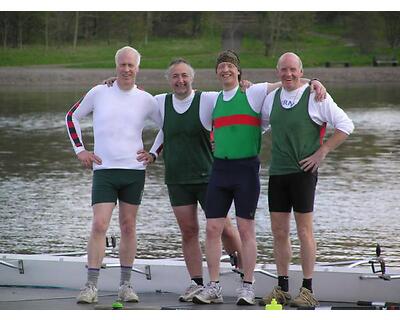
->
<box><xmin>0</xmin><ymin>66</ymin><xmax>399</xmax><ymax>90</ymax></box>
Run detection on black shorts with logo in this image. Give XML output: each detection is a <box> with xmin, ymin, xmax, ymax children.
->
<box><xmin>268</xmin><ymin>171</ymin><xmax>318</xmax><ymax>213</ymax></box>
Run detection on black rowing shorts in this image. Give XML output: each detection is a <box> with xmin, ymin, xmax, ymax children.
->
<box><xmin>205</xmin><ymin>156</ymin><xmax>260</xmax><ymax>220</ymax></box>
<box><xmin>268</xmin><ymin>171</ymin><xmax>318</xmax><ymax>213</ymax></box>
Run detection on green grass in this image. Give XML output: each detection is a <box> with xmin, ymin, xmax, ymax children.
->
<box><xmin>0</xmin><ymin>34</ymin><xmax>398</xmax><ymax>69</ymax></box>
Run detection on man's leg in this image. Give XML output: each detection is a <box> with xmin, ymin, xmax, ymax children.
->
<box><xmin>117</xmin><ymin>200</ymin><xmax>139</xmax><ymax>302</ymax></box>
<box><xmin>192</xmin><ymin>217</ymin><xmax>225</xmax><ymax>304</ymax></box>
<box><xmin>259</xmin><ymin>211</ymin><xmax>293</xmax><ymax>306</ymax></box>
<box><xmin>173</xmin><ymin>204</ymin><xmax>203</xmax><ymax>279</ymax></box>
<box><xmin>173</xmin><ymin>204</ymin><xmax>205</xmax><ymax>302</ymax></box>
<box><xmin>291</xmin><ymin>211</ymin><xmax>318</xmax><ymax>307</ymax></box>
<box><xmin>87</xmin><ymin>203</ymin><xmax>115</xmax><ymax>268</ymax></box>
<box><xmin>235</xmin><ymin>217</ymin><xmax>257</xmax><ymax>306</ymax></box>
<box><xmin>77</xmin><ymin>202</ymin><xmax>114</xmax><ymax>304</ymax></box>
<box><xmin>294</xmin><ymin>212</ymin><xmax>315</xmax><ymax>281</ymax></box>
<box><xmin>270</xmin><ymin>212</ymin><xmax>292</xmax><ymax>277</ymax></box>
<box><xmin>235</xmin><ymin>217</ymin><xmax>256</xmax><ymax>283</ymax></box>
<box><xmin>118</xmin><ymin>201</ymin><xmax>139</xmax><ymax>267</ymax></box>
<box><xmin>205</xmin><ymin>217</ymin><xmax>226</xmax><ymax>281</ymax></box>
<box><xmin>221</xmin><ymin>218</ymin><xmax>242</xmax><ymax>269</ymax></box>
<box><xmin>198</xmin><ymin>182</ymin><xmax>242</xmax><ymax>269</ymax></box>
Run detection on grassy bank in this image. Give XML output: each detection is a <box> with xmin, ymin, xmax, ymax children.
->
<box><xmin>0</xmin><ymin>33</ymin><xmax>398</xmax><ymax>69</ymax></box>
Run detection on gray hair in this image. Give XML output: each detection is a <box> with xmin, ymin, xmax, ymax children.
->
<box><xmin>165</xmin><ymin>58</ymin><xmax>195</xmax><ymax>80</ymax></box>
<box><xmin>276</xmin><ymin>52</ymin><xmax>303</xmax><ymax>71</ymax></box>
<box><xmin>115</xmin><ymin>46</ymin><xmax>141</xmax><ymax>67</ymax></box>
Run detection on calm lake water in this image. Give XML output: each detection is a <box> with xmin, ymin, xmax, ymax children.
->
<box><xmin>0</xmin><ymin>84</ymin><xmax>399</xmax><ymax>267</ymax></box>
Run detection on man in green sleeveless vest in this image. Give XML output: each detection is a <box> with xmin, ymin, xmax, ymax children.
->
<box><xmin>146</xmin><ymin>59</ymin><xmax>243</xmax><ymax>302</ymax></box>
<box><xmin>192</xmin><ymin>50</ymin><xmax>327</xmax><ymax>306</ymax></box>
<box><xmin>259</xmin><ymin>52</ymin><xmax>354</xmax><ymax>308</ymax></box>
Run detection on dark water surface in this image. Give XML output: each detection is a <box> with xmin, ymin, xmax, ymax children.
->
<box><xmin>0</xmin><ymin>84</ymin><xmax>399</xmax><ymax>267</ymax></box>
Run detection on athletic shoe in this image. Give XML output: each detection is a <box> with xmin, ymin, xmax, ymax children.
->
<box><xmin>76</xmin><ymin>282</ymin><xmax>98</xmax><ymax>304</ymax></box>
<box><xmin>236</xmin><ymin>282</ymin><xmax>256</xmax><ymax>305</ymax></box>
<box><xmin>259</xmin><ymin>285</ymin><xmax>291</xmax><ymax>306</ymax></box>
<box><xmin>179</xmin><ymin>280</ymin><xmax>204</xmax><ymax>302</ymax></box>
<box><xmin>118</xmin><ymin>281</ymin><xmax>139</xmax><ymax>302</ymax></box>
<box><xmin>192</xmin><ymin>282</ymin><xmax>223</xmax><ymax>304</ymax></box>
<box><xmin>290</xmin><ymin>287</ymin><xmax>319</xmax><ymax>307</ymax></box>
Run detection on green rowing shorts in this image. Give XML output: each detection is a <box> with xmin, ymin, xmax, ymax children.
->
<box><xmin>167</xmin><ymin>183</ymin><xmax>208</xmax><ymax>208</ymax></box>
<box><xmin>92</xmin><ymin>169</ymin><xmax>145</xmax><ymax>206</ymax></box>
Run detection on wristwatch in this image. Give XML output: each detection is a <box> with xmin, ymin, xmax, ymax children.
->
<box><xmin>149</xmin><ymin>152</ymin><xmax>157</xmax><ymax>163</ymax></box>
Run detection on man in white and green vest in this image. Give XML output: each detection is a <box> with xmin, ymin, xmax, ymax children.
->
<box><xmin>259</xmin><ymin>52</ymin><xmax>354</xmax><ymax>308</ymax></box>
<box><xmin>192</xmin><ymin>50</ymin><xmax>326</xmax><ymax>306</ymax></box>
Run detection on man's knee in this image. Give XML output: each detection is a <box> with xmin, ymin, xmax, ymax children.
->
<box><xmin>297</xmin><ymin>226</ymin><xmax>314</xmax><ymax>243</ymax></box>
<box><xmin>181</xmin><ymin>225</ymin><xmax>199</xmax><ymax>241</ymax></box>
<box><xmin>206</xmin><ymin>220</ymin><xmax>224</xmax><ymax>238</ymax></box>
<box><xmin>272</xmin><ymin>225</ymin><xmax>290</xmax><ymax>241</ymax></box>
<box><xmin>92</xmin><ymin>219</ymin><xmax>109</xmax><ymax>235</ymax></box>
<box><xmin>120</xmin><ymin>220</ymin><xmax>136</xmax><ymax>236</ymax></box>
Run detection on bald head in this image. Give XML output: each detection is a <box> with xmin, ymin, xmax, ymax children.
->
<box><xmin>277</xmin><ymin>52</ymin><xmax>303</xmax><ymax>72</ymax></box>
<box><xmin>276</xmin><ymin>52</ymin><xmax>304</xmax><ymax>91</ymax></box>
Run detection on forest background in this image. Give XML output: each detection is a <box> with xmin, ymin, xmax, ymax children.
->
<box><xmin>0</xmin><ymin>11</ymin><xmax>399</xmax><ymax>68</ymax></box>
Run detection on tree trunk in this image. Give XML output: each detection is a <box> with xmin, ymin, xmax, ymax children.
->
<box><xmin>17</xmin><ymin>15</ymin><xmax>23</xmax><ymax>49</ymax></box>
<box><xmin>2</xmin><ymin>17</ymin><xmax>8</xmax><ymax>48</ymax></box>
<box><xmin>73</xmin><ymin>11</ymin><xmax>79</xmax><ymax>49</ymax></box>
<box><xmin>44</xmin><ymin>12</ymin><xmax>49</xmax><ymax>50</ymax></box>
<box><xmin>144</xmin><ymin>12</ymin><xmax>152</xmax><ymax>45</ymax></box>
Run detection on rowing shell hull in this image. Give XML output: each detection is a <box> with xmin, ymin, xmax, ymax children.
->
<box><xmin>1</xmin><ymin>254</ymin><xmax>399</xmax><ymax>303</ymax></box>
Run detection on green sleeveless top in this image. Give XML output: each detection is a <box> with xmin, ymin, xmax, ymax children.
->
<box><xmin>212</xmin><ymin>89</ymin><xmax>261</xmax><ymax>159</ymax></box>
<box><xmin>163</xmin><ymin>91</ymin><xmax>212</xmax><ymax>184</ymax></box>
<box><xmin>269</xmin><ymin>87</ymin><xmax>322</xmax><ymax>175</ymax></box>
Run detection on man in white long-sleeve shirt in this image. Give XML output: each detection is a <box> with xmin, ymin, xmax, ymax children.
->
<box><xmin>66</xmin><ymin>46</ymin><xmax>161</xmax><ymax>304</ymax></box>
<box><xmin>259</xmin><ymin>52</ymin><xmax>354</xmax><ymax>308</ymax></box>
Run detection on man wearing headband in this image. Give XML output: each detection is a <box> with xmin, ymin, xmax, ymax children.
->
<box><xmin>192</xmin><ymin>50</ymin><xmax>326</xmax><ymax>306</ymax></box>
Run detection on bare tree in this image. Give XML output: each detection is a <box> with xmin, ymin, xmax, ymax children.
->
<box><xmin>382</xmin><ymin>12</ymin><xmax>400</xmax><ymax>52</ymax></box>
<box><xmin>259</xmin><ymin>12</ymin><xmax>285</xmax><ymax>57</ymax></box>
<box><xmin>220</xmin><ymin>12</ymin><xmax>257</xmax><ymax>53</ymax></box>
<box><xmin>144</xmin><ymin>12</ymin><xmax>152</xmax><ymax>45</ymax></box>
<box><xmin>73</xmin><ymin>11</ymin><xmax>79</xmax><ymax>49</ymax></box>
<box><xmin>0</xmin><ymin>13</ymin><xmax>10</xmax><ymax>48</ymax></box>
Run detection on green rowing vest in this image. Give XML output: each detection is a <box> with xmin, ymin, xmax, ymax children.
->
<box><xmin>163</xmin><ymin>91</ymin><xmax>212</xmax><ymax>184</ymax></box>
<box><xmin>212</xmin><ymin>89</ymin><xmax>261</xmax><ymax>159</ymax></box>
<box><xmin>269</xmin><ymin>87</ymin><xmax>322</xmax><ymax>175</ymax></box>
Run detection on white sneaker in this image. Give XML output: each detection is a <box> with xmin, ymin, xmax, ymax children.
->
<box><xmin>179</xmin><ymin>280</ymin><xmax>204</xmax><ymax>302</ymax></box>
<box><xmin>118</xmin><ymin>281</ymin><xmax>139</xmax><ymax>302</ymax></box>
<box><xmin>76</xmin><ymin>282</ymin><xmax>98</xmax><ymax>304</ymax></box>
<box><xmin>236</xmin><ymin>282</ymin><xmax>255</xmax><ymax>305</ymax></box>
<box><xmin>192</xmin><ymin>282</ymin><xmax>223</xmax><ymax>304</ymax></box>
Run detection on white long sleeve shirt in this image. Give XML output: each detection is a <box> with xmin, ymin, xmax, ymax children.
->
<box><xmin>66</xmin><ymin>83</ymin><xmax>161</xmax><ymax>170</ymax></box>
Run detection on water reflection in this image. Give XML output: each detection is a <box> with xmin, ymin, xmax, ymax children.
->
<box><xmin>0</xmin><ymin>84</ymin><xmax>399</xmax><ymax>267</ymax></box>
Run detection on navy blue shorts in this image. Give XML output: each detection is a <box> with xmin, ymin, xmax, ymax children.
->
<box><xmin>205</xmin><ymin>157</ymin><xmax>260</xmax><ymax>220</ymax></box>
<box><xmin>268</xmin><ymin>171</ymin><xmax>318</xmax><ymax>213</ymax></box>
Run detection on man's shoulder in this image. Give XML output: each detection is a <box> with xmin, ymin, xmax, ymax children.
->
<box><xmin>154</xmin><ymin>92</ymin><xmax>167</xmax><ymax>99</ymax></box>
<box><xmin>88</xmin><ymin>84</ymin><xmax>107</xmax><ymax>94</ymax></box>
<box><xmin>135</xmin><ymin>87</ymin><xmax>154</xmax><ymax>98</ymax></box>
<box><xmin>245</xmin><ymin>82</ymin><xmax>268</xmax><ymax>95</ymax></box>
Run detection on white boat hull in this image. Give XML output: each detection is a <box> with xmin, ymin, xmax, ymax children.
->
<box><xmin>1</xmin><ymin>253</ymin><xmax>399</xmax><ymax>303</ymax></box>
